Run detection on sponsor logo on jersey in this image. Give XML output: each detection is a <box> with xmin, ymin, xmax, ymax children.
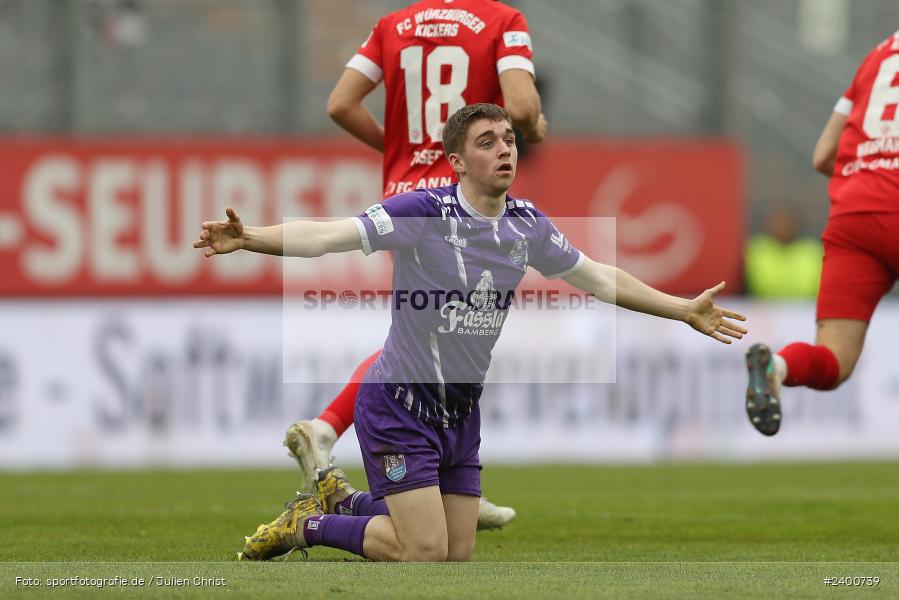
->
<box><xmin>444</xmin><ymin>217</ymin><xmax>467</xmax><ymax>248</ymax></box>
<box><xmin>438</xmin><ymin>270</ymin><xmax>506</xmax><ymax>336</ymax></box>
<box><xmin>411</xmin><ymin>149</ymin><xmax>444</xmax><ymax>166</ymax></box>
<box><xmin>503</xmin><ymin>31</ymin><xmax>532</xmax><ymax>50</ymax></box>
<box><xmin>856</xmin><ymin>136</ymin><xmax>899</xmax><ymax>158</ymax></box>
<box><xmin>842</xmin><ymin>156</ymin><xmax>899</xmax><ymax>176</ymax></box>
<box><xmin>386</xmin><ymin>177</ymin><xmax>454</xmax><ymax>196</ymax></box>
<box><xmin>470</xmin><ymin>270</ymin><xmax>499</xmax><ymax>311</ymax></box>
<box><xmin>509</xmin><ymin>238</ymin><xmax>528</xmax><ymax>266</ymax></box>
<box><xmin>384</xmin><ymin>454</ymin><xmax>407</xmax><ymax>482</ymax></box>
<box><xmin>445</xmin><ymin>234</ymin><xmax>467</xmax><ymax>248</ymax></box>
<box><xmin>365</xmin><ymin>204</ymin><xmax>394</xmax><ymax>236</ymax></box>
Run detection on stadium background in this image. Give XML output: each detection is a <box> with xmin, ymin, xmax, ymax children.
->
<box><xmin>2</xmin><ymin>0</ymin><xmax>897</xmax><ymax>469</ymax></box>
<box><xmin>0</xmin><ymin>2</ymin><xmax>897</xmax><ymax>595</ymax></box>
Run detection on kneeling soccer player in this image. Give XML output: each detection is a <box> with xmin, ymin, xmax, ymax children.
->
<box><xmin>195</xmin><ymin>103</ymin><xmax>747</xmax><ymax>561</ymax></box>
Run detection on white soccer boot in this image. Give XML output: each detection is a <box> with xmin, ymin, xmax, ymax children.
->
<box><xmin>284</xmin><ymin>419</ymin><xmax>338</xmax><ymax>493</ymax></box>
<box><xmin>477</xmin><ymin>496</ymin><xmax>517</xmax><ymax>531</ymax></box>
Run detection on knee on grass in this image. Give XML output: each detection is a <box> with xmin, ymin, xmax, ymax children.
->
<box><xmin>374</xmin><ymin>533</ymin><xmax>449</xmax><ymax>562</ymax></box>
<box><xmin>399</xmin><ymin>539</ymin><xmax>448</xmax><ymax>562</ymax></box>
<box><xmin>445</xmin><ymin>540</ymin><xmax>475</xmax><ymax>562</ymax></box>
<box><xmin>379</xmin><ymin>532</ymin><xmax>448</xmax><ymax>562</ymax></box>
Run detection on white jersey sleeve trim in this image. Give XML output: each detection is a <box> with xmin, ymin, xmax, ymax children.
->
<box><xmin>346</xmin><ymin>54</ymin><xmax>383</xmax><ymax>84</ymax></box>
<box><xmin>496</xmin><ymin>55</ymin><xmax>535</xmax><ymax>77</ymax></box>
<box><xmin>542</xmin><ymin>251</ymin><xmax>585</xmax><ymax>280</ymax></box>
<box><xmin>350</xmin><ymin>216</ymin><xmax>373</xmax><ymax>255</ymax></box>
<box><xmin>834</xmin><ymin>97</ymin><xmax>853</xmax><ymax>116</ymax></box>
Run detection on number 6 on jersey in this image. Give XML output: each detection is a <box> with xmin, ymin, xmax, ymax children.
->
<box><xmin>863</xmin><ymin>54</ymin><xmax>899</xmax><ymax>138</ymax></box>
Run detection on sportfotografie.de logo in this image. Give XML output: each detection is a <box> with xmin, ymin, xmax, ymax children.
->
<box><xmin>298</xmin><ymin>287</ymin><xmax>598</xmax><ymax>313</ymax></box>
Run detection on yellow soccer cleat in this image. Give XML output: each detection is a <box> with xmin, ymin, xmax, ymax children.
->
<box><xmin>237</xmin><ymin>493</ymin><xmax>324</xmax><ymax>561</ymax></box>
<box><xmin>315</xmin><ymin>466</ymin><xmax>358</xmax><ymax>515</ymax></box>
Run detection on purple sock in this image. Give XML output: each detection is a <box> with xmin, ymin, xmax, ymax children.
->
<box><xmin>334</xmin><ymin>492</ymin><xmax>390</xmax><ymax>517</ymax></box>
<box><xmin>303</xmin><ymin>514</ymin><xmax>373</xmax><ymax>557</ymax></box>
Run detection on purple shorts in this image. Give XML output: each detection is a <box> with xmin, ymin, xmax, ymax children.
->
<box><xmin>354</xmin><ymin>381</ymin><xmax>482</xmax><ymax>500</ymax></box>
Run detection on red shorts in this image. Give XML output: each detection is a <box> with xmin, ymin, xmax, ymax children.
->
<box><xmin>817</xmin><ymin>212</ymin><xmax>899</xmax><ymax>322</ymax></box>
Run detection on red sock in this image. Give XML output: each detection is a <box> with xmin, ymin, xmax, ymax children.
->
<box><xmin>318</xmin><ymin>350</ymin><xmax>381</xmax><ymax>436</ymax></box>
<box><xmin>777</xmin><ymin>343</ymin><xmax>840</xmax><ymax>390</ymax></box>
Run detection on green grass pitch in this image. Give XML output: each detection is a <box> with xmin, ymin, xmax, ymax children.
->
<box><xmin>0</xmin><ymin>463</ymin><xmax>896</xmax><ymax>598</ymax></box>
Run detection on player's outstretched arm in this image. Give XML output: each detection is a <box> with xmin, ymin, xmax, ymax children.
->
<box><xmin>563</xmin><ymin>257</ymin><xmax>747</xmax><ymax>344</ymax></box>
<box><xmin>812</xmin><ymin>111</ymin><xmax>847</xmax><ymax>176</ymax></box>
<box><xmin>193</xmin><ymin>208</ymin><xmax>362</xmax><ymax>258</ymax></box>
<box><xmin>327</xmin><ymin>68</ymin><xmax>385</xmax><ymax>153</ymax></box>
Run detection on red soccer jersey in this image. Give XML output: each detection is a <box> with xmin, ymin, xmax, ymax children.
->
<box><xmin>346</xmin><ymin>0</ymin><xmax>534</xmax><ymax>198</ymax></box>
<box><xmin>830</xmin><ymin>30</ymin><xmax>899</xmax><ymax>217</ymax></box>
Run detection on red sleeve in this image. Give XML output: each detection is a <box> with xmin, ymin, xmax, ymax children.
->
<box><xmin>842</xmin><ymin>78</ymin><xmax>855</xmax><ymax>101</ymax></box>
<box><xmin>834</xmin><ymin>80</ymin><xmax>855</xmax><ymax>116</ymax></box>
<box><xmin>836</xmin><ymin>47</ymin><xmax>877</xmax><ymax>115</ymax></box>
<box><xmin>346</xmin><ymin>18</ymin><xmax>385</xmax><ymax>83</ymax></box>
<box><xmin>496</xmin><ymin>10</ymin><xmax>535</xmax><ymax>77</ymax></box>
<box><xmin>842</xmin><ymin>55</ymin><xmax>866</xmax><ymax>103</ymax></box>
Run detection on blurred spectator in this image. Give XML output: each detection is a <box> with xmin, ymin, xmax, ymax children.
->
<box><xmin>745</xmin><ymin>206</ymin><xmax>822</xmax><ymax>299</ymax></box>
<box><xmin>100</xmin><ymin>0</ymin><xmax>148</xmax><ymax>47</ymax></box>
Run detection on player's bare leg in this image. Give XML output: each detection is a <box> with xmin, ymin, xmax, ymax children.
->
<box><xmin>363</xmin><ymin>486</ymin><xmax>449</xmax><ymax>561</ymax></box>
<box><xmin>814</xmin><ymin>318</ymin><xmax>868</xmax><ymax>385</ymax></box>
<box><xmin>442</xmin><ymin>494</ymin><xmax>479</xmax><ymax>561</ymax></box>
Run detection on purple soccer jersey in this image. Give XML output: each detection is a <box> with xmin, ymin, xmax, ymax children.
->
<box><xmin>352</xmin><ymin>184</ymin><xmax>583</xmax><ymax>427</ymax></box>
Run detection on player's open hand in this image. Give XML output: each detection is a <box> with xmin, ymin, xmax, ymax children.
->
<box><xmin>193</xmin><ymin>207</ymin><xmax>245</xmax><ymax>257</ymax></box>
<box><xmin>685</xmin><ymin>281</ymin><xmax>747</xmax><ymax>344</ymax></box>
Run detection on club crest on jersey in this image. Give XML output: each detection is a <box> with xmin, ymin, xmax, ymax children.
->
<box><xmin>384</xmin><ymin>454</ymin><xmax>407</xmax><ymax>482</ymax></box>
<box><xmin>509</xmin><ymin>238</ymin><xmax>528</xmax><ymax>266</ymax></box>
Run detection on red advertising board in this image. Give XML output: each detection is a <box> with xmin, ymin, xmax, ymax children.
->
<box><xmin>0</xmin><ymin>138</ymin><xmax>742</xmax><ymax>296</ymax></box>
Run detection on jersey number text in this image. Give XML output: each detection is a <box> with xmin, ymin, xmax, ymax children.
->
<box><xmin>863</xmin><ymin>54</ymin><xmax>899</xmax><ymax>138</ymax></box>
<box><xmin>400</xmin><ymin>46</ymin><xmax>470</xmax><ymax>143</ymax></box>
